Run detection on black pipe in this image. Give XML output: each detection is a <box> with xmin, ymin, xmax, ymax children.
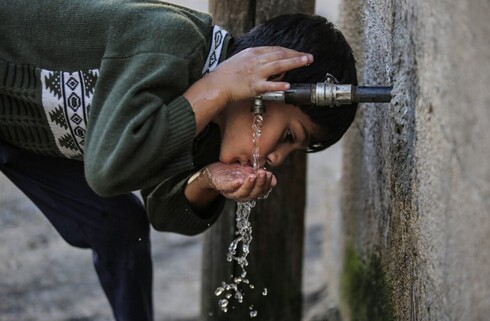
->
<box><xmin>284</xmin><ymin>84</ymin><xmax>313</xmax><ymax>105</ymax></box>
<box><xmin>258</xmin><ymin>83</ymin><xmax>393</xmax><ymax>108</ymax></box>
<box><xmin>353</xmin><ymin>86</ymin><xmax>393</xmax><ymax>103</ymax></box>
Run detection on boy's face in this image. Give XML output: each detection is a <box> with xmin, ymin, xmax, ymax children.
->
<box><xmin>216</xmin><ymin>101</ymin><xmax>316</xmax><ymax>168</ymax></box>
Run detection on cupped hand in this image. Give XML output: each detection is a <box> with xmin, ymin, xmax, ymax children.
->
<box><xmin>205</xmin><ymin>162</ymin><xmax>277</xmax><ymax>202</ymax></box>
<box><xmin>209</xmin><ymin>46</ymin><xmax>314</xmax><ymax>104</ymax></box>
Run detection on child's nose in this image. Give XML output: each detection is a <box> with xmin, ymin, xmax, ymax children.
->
<box><xmin>266</xmin><ymin>150</ymin><xmax>286</xmax><ymax>167</ymax></box>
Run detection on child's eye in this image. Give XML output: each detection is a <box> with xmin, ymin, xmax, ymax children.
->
<box><xmin>284</xmin><ymin>129</ymin><xmax>295</xmax><ymax>144</ymax></box>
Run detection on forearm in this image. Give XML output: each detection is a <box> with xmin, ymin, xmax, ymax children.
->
<box><xmin>184</xmin><ymin>168</ymin><xmax>221</xmax><ymax>212</ymax></box>
<box><xmin>144</xmin><ymin>171</ymin><xmax>224</xmax><ymax>235</ymax></box>
<box><xmin>183</xmin><ymin>75</ymin><xmax>228</xmax><ymax>137</ymax></box>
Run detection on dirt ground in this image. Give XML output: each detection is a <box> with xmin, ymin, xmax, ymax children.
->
<box><xmin>0</xmin><ymin>144</ymin><xmax>341</xmax><ymax>321</ymax></box>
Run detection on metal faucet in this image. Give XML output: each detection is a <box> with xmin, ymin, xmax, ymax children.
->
<box><xmin>251</xmin><ymin>74</ymin><xmax>393</xmax><ymax>115</ymax></box>
<box><xmin>251</xmin><ymin>96</ymin><xmax>267</xmax><ymax>115</ymax></box>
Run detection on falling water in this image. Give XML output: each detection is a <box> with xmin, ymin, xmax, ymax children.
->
<box><xmin>214</xmin><ymin>113</ymin><xmax>267</xmax><ymax>318</ymax></box>
<box><xmin>251</xmin><ymin>113</ymin><xmax>263</xmax><ymax>171</ymax></box>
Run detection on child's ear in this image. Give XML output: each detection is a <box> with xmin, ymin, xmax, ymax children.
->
<box><xmin>268</xmin><ymin>72</ymin><xmax>286</xmax><ymax>81</ymax></box>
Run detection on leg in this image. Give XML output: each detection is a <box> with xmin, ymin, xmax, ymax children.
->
<box><xmin>0</xmin><ymin>141</ymin><xmax>153</xmax><ymax>321</ymax></box>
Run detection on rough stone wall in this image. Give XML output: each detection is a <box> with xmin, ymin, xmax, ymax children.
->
<box><xmin>338</xmin><ymin>0</ymin><xmax>490</xmax><ymax>320</ymax></box>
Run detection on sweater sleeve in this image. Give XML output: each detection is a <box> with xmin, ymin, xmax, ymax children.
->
<box><xmin>84</xmin><ymin>52</ymin><xmax>200</xmax><ymax>196</ymax></box>
<box><xmin>142</xmin><ymin>171</ymin><xmax>225</xmax><ymax>236</ymax></box>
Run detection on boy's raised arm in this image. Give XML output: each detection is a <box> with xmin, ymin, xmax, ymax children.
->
<box><xmin>183</xmin><ymin>46</ymin><xmax>313</xmax><ymax>135</ymax></box>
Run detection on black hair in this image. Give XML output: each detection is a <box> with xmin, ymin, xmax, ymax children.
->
<box><xmin>227</xmin><ymin>14</ymin><xmax>358</xmax><ymax>152</ymax></box>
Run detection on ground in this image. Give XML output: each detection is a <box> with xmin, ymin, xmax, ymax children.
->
<box><xmin>0</xmin><ymin>144</ymin><xmax>341</xmax><ymax>321</ymax></box>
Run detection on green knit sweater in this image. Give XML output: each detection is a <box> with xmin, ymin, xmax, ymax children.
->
<box><xmin>0</xmin><ymin>0</ymin><xmax>231</xmax><ymax>235</ymax></box>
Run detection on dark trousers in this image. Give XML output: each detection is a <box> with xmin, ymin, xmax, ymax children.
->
<box><xmin>0</xmin><ymin>141</ymin><xmax>153</xmax><ymax>321</ymax></box>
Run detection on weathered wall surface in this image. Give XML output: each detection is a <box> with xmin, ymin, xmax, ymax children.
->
<box><xmin>338</xmin><ymin>0</ymin><xmax>490</xmax><ymax>320</ymax></box>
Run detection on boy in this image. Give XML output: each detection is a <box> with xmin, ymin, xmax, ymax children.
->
<box><xmin>0</xmin><ymin>1</ymin><xmax>357</xmax><ymax>320</ymax></box>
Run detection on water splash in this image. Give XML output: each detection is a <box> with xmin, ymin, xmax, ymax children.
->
<box><xmin>215</xmin><ymin>113</ymin><xmax>265</xmax><ymax>316</ymax></box>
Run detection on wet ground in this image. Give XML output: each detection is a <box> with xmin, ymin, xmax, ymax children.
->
<box><xmin>0</xmin><ymin>144</ymin><xmax>341</xmax><ymax>321</ymax></box>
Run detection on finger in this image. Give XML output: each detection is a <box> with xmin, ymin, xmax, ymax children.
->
<box><xmin>258</xmin><ymin>172</ymin><xmax>276</xmax><ymax>199</ymax></box>
<box><xmin>256</xmin><ymin>80</ymin><xmax>291</xmax><ymax>92</ymax></box>
<box><xmin>254</xmin><ymin>56</ymin><xmax>314</xmax><ymax>93</ymax></box>
<box><xmin>270</xmin><ymin>173</ymin><xmax>277</xmax><ymax>187</ymax></box>
<box><xmin>253</xmin><ymin>49</ymin><xmax>307</xmax><ymax>65</ymax></box>
<box><xmin>262</xmin><ymin>171</ymin><xmax>273</xmax><ymax>191</ymax></box>
<box><xmin>216</xmin><ymin>176</ymin><xmax>244</xmax><ymax>194</ymax></box>
<box><xmin>246</xmin><ymin>170</ymin><xmax>271</xmax><ymax>199</ymax></box>
<box><xmin>247</xmin><ymin>46</ymin><xmax>309</xmax><ymax>57</ymax></box>
<box><xmin>230</xmin><ymin>178</ymin><xmax>246</xmax><ymax>191</ymax></box>
<box><xmin>260</xmin><ymin>171</ymin><xmax>275</xmax><ymax>194</ymax></box>
<box><xmin>262</xmin><ymin>54</ymin><xmax>313</xmax><ymax>76</ymax></box>
<box><xmin>253</xmin><ymin>177</ymin><xmax>271</xmax><ymax>199</ymax></box>
<box><xmin>252</xmin><ymin>51</ymin><xmax>313</xmax><ymax>77</ymax></box>
<box><xmin>233</xmin><ymin>174</ymin><xmax>257</xmax><ymax>199</ymax></box>
<box><xmin>255</xmin><ymin>170</ymin><xmax>268</xmax><ymax>188</ymax></box>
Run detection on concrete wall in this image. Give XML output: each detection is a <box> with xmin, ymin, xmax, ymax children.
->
<box><xmin>336</xmin><ymin>0</ymin><xmax>490</xmax><ymax>320</ymax></box>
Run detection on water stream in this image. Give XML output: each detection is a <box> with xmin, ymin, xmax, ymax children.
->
<box><xmin>214</xmin><ymin>113</ymin><xmax>267</xmax><ymax>318</ymax></box>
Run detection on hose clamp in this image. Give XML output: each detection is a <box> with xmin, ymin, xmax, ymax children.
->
<box><xmin>314</xmin><ymin>73</ymin><xmax>353</xmax><ymax>107</ymax></box>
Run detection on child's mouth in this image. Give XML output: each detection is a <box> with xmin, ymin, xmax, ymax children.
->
<box><xmin>239</xmin><ymin>161</ymin><xmax>253</xmax><ymax>167</ymax></box>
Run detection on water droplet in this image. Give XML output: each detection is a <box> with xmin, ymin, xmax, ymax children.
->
<box><xmin>219</xmin><ymin>299</ymin><xmax>229</xmax><ymax>308</ymax></box>
<box><xmin>235</xmin><ymin>291</ymin><xmax>243</xmax><ymax>303</ymax></box>
<box><xmin>215</xmin><ymin>287</ymin><xmax>224</xmax><ymax>296</ymax></box>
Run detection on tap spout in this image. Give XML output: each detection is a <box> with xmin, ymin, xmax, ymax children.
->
<box><xmin>251</xmin><ymin>96</ymin><xmax>266</xmax><ymax>115</ymax></box>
